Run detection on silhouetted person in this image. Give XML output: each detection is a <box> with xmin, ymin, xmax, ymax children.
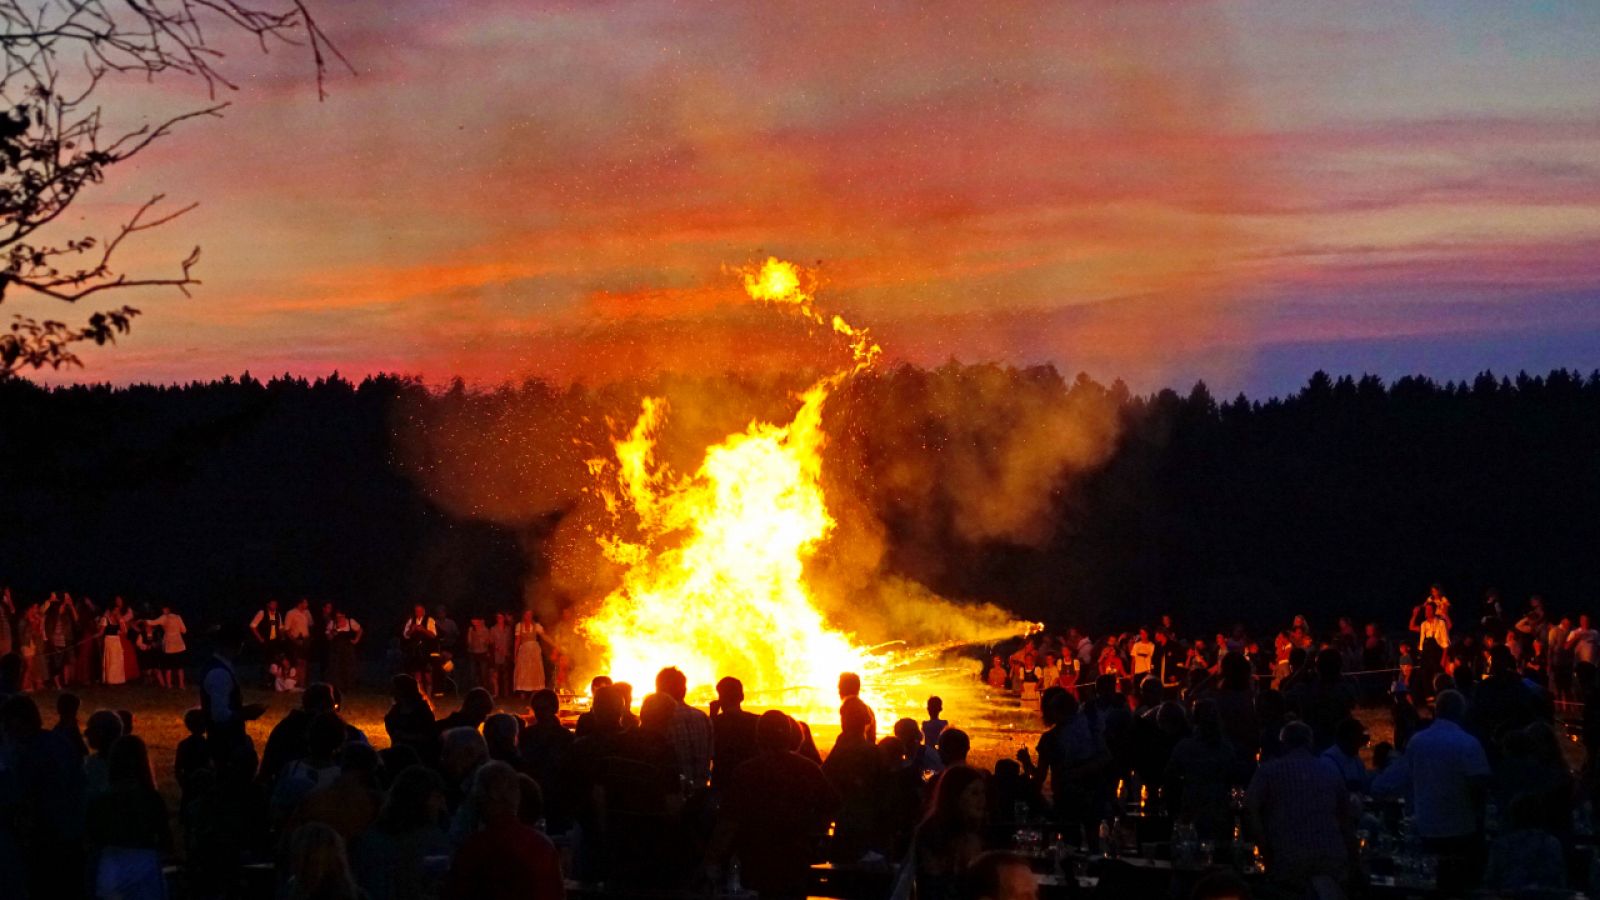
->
<box><xmin>1166</xmin><ymin>699</ymin><xmax>1238</xmax><ymax>841</ymax></box>
<box><xmin>824</xmin><ymin>692</ymin><xmax>886</xmax><ymax>862</ymax></box>
<box><xmin>603</xmin><ymin>693</ymin><xmax>687</xmax><ymax>885</ymax></box>
<box><xmin>1247</xmin><ymin>720</ymin><xmax>1354</xmax><ymax>892</ymax></box>
<box><xmin>656</xmin><ymin>665</ymin><xmax>711</xmax><ymax>787</ymax></box>
<box><xmin>913</xmin><ymin>765</ymin><xmax>991</xmax><ymax>900</ymax></box>
<box><xmin>1372</xmin><ymin>689</ymin><xmax>1491</xmax><ymax>893</ymax></box>
<box><xmin>838</xmin><ymin>671</ymin><xmax>876</xmax><ymax>743</ymax></box>
<box><xmin>709</xmin><ymin>675</ymin><xmax>759</xmax><ymax>790</ymax></box>
<box><xmin>937</xmin><ymin>727</ymin><xmax>971</xmax><ymax>767</ymax></box>
<box><xmin>87</xmin><ymin>735</ymin><xmax>171</xmax><ymax>900</ymax></box>
<box><xmin>574</xmin><ymin>675</ymin><xmax>613</xmax><ymax>737</ymax></box>
<box><xmin>199</xmin><ymin>624</ymin><xmax>266</xmax><ymax>769</ymax></box>
<box><xmin>563</xmin><ymin>684</ymin><xmax>631</xmax><ymax>881</ymax></box>
<box><xmin>174</xmin><ymin>707</ymin><xmax>211</xmax><ymax>802</ymax></box>
<box><xmin>350</xmin><ymin>765</ymin><xmax>450</xmax><ymax>900</ymax></box>
<box><xmin>437</xmin><ymin>687</ymin><xmax>494</xmax><ymax>735</ymax></box>
<box><xmin>53</xmin><ymin>691</ymin><xmax>87</xmax><ymax>759</ymax></box>
<box><xmin>710</xmin><ymin>710</ymin><xmax>839</xmax><ymax>898</ymax></box>
<box><xmin>260</xmin><ymin>682</ymin><xmax>349</xmax><ymax>787</ymax></box>
<box><xmin>518</xmin><ymin>688</ymin><xmax>574</xmax><ymax>792</ymax></box>
<box><xmin>1289</xmin><ymin>648</ymin><xmax>1357</xmax><ymax>752</ymax></box>
<box><xmin>384</xmin><ymin>674</ymin><xmax>439</xmax><ymax>767</ymax></box>
<box><xmin>1017</xmin><ymin>686</ymin><xmax>1109</xmax><ymax>845</ymax></box>
<box><xmin>1468</xmin><ymin>646</ymin><xmax>1542</xmax><ymax>755</ymax></box>
<box><xmin>444</xmin><ymin>762</ymin><xmax>563</xmax><ymax>900</ymax></box>
<box><xmin>0</xmin><ymin>694</ymin><xmax>87</xmax><ymax>900</ymax></box>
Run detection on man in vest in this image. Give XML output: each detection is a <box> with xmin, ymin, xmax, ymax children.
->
<box><xmin>250</xmin><ymin>598</ymin><xmax>285</xmax><ymax>661</ymax></box>
<box><xmin>201</xmin><ymin>624</ymin><xmax>267</xmax><ymax>766</ymax></box>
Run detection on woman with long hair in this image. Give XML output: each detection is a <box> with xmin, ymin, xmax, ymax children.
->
<box><xmin>383</xmin><ymin>674</ymin><xmax>439</xmax><ymax>766</ymax></box>
<box><xmin>914</xmin><ymin>765</ymin><xmax>990</xmax><ymax>900</ymax></box>
<box><xmin>88</xmin><ymin>735</ymin><xmax>172</xmax><ymax>900</ymax></box>
<box><xmin>284</xmin><ymin>823</ymin><xmax>363</xmax><ymax>900</ymax></box>
<box><xmin>351</xmin><ymin>765</ymin><xmax>449</xmax><ymax>900</ymax></box>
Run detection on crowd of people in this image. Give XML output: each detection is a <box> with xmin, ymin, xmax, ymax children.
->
<box><xmin>981</xmin><ymin>587</ymin><xmax>1600</xmax><ymax>898</ymax></box>
<box><xmin>0</xmin><ymin>590</ymin><xmax>190</xmax><ymax>692</ymax></box>
<box><xmin>1</xmin><ymin>584</ymin><xmax>1599</xmax><ymax>900</ymax></box>
<box><xmin>988</xmin><ymin>586</ymin><xmax>1600</xmax><ymax>714</ymax></box>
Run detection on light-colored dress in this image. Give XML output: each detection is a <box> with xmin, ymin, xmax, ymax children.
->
<box><xmin>513</xmin><ymin>621</ymin><xmax>545</xmax><ymax>692</ymax></box>
<box><xmin>103</xmin><ymin>615</ymin><xmax>127</xmax><ymax>685</ymax></box>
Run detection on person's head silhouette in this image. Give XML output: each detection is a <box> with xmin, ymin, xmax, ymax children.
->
<box><xmin>715</xmin><ymin>676</ymin><xmax>744</xmax><ymax>711</ymax></box>
<box><xmin>655</xmin><ymin>666</ymin><xmax>689</xmax><ymax>703</ymax></box>
<box><xmin>838</xmin><ymin>671</ymin><xmax>861</xmax><ymax>700</ymax></box>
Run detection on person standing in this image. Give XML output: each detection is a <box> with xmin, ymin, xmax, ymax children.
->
<box><xmin>199</xmin><ymin>626</ymin><xmax>268</xmax><ymax>766</ymax></box>
<box><xmin>73</xmin><ymin>596</ymin><xmax>100</xmax><ymax>687</ymax></box>
<box><xmin>20</xmin><ymin>601</ymin><xmax>48</xmax><ymax>691</ymax></box>
<box><xmin>1409</xmin><ymin>599</ymin><xmax>1451</xmax><ymax>702</ymax></box>
<box><xmin>512</xmin><ymin>611</ymin><xmax>546</xmax><ymax>695</ymax></box>
<box><xmin>144</xmin><ymin>603</ymin><xmax>188</xmax><ymax>689</ymax></box>
<box><xmin>284</xmin><ymin>598</ymin><xmax>314</xmax><ymax>679</ymax></box>
<box><xmin>1567</xmin><ymin>614</ymin><xmax>1600</xmax><ymax>700</ymax></box>
<box><xmin>101</xmin><ymin>598</ymin><xmax>132</xmax><ymax>686</ymax></box>
<box><xmin>401</xmin><ymin>605</ymin><xmax>437</xmax><ymax>694</ymax></box>
<box><xmin>1246</xmin><ymin>721</ymin><xmax>1356</xmax><ymax>891</ymax></box>
<box><xmin>466</xmin><ymin>617</ymin><xmax>492</xmax><ymax>692</ymax></box>
<box><xmin>1130</xmin><ymin>628</ymin><xmax>1155</xmax><ymax>682</ymax></box>
<box><xmin>250</xmin><ymin>598</ymin><xmax>285</xmax><ymax>666</ymax></box>
<box><xmin>488</xmin><ymin>613</ymin><xmax>512</xmax><ymax>697</ymax></box>
<box><xmin>313</xmin><ymin>601</ymin><xmax>337</xmax><ymax>682</ymax></box>
<box><xmin>1371</xmin><ymin>690</ymin><xmax>1491</xmax><ymax>893</ymax></box>
<box><xmin>838</xmin><ymin>672</ymin><xmax>877</xmax><ymax>744</ymax></box>
<box><xmin>326</xmin><ymin>610</ymin><xmax>363</xmax><ymax>694</ymax></box>
<box><xmin>44</xmin><ymin>592</ymin><xmax>78</xmax><ymax>689</ymax></box>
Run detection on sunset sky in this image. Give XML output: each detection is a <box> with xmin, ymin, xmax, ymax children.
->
<box><xmin>23</xmin><ymin>0</ymin><xmax>1600</xmax><ymax>396</ymax></box>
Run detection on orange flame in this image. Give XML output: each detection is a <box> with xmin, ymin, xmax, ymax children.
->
<box><xmin>577</xmin><ymin>258</ymin><xmax>1019</xmax><ymax>718</ymax></box>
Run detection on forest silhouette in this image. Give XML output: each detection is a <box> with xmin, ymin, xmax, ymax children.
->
<box><xmin>3</xmin><ymin>363</ymin><xmax>1597</xmax><ymax>641</ymax></box>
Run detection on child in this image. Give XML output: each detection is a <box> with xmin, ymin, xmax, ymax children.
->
<box><xmin>270</xmin><ymin>652</ymin><xmax>300</xmax><ymax>692</ymax></box>
<box><xmin>174</xmin><ymin>707</ymin><xmax>211</xmax><ymax>802</ymax></box>
<box><xmin>922</xmin><ymin>696</ymin><xmax>947</xmax><ymax>748</ymax></box>
<box><xmin>1397</xmin><ymin>643</ymin><xmax>1414</xmax><ymax>693</ymax></box>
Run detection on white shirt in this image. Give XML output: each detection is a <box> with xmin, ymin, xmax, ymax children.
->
<box><xmin>1131</xmin><ymin>640</ymin><xmax>1155</xmax><ymax>674</ymax></box>
<box><xmin>145</xmin><ymin>612</ymin><xmax>186</xmax><ymax>653</ymax></box>
<box><xmin>1371</xmin><ymin>719</ymin><xmax>1489</xmax><ymax>838</ymax></box>
<box><xmin>328</xmin><ymin>618</ymin><xmax>362</xmax><ymax>639</ymax></box>
<box><xmin>283</xmin><ymin>607</ymin><xmax>313</xmax><ymax>640</ymax></box>
<box><xmin>1418</xmin><ymin>618</ymin><xmax>1450</xmax><ymax>649</ymax></box>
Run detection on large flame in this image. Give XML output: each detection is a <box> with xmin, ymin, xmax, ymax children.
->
<box><xmin>577</xmin><ymin>258</ymin><xmax>1018</xmax><ymax>719</ymax></box>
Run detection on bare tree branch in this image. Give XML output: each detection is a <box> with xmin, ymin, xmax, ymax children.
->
<box><xmin>0</xmin><ymin>0</ymin><xmax>343</xmax><ymax>379</ymax></box>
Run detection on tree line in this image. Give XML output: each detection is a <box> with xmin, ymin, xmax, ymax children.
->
<box><xmin>2</xmin><ymin>364</ymin><xmax>1597</xmax><ymax>641</ymax></box>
